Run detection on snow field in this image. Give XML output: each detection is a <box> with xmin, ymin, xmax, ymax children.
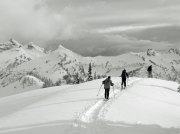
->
<box><xmin>0</xmin><ymin>77</ymin><xmax>179</xmax><ymax>134</ymax></box>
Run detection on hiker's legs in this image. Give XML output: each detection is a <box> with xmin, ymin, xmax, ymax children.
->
<box><xmin>104</xmin><ymin>89</ymin><xmax>107</xmax><ymax>99</ymax></box>
<box><xmin>106</xmin><ymin>89</ymin><xmax>110</xmax><ymax>99</ymax></box>
<box><xmin>124</xmin><ymin>79</ymin><xmax>126</xmax><ymax>87</ymax></box>
<box><xmin>122</xmin><ymin>79</ymin><xmax>126</xmax><ymax>88</ymax></box>
<box><xmin>121</xmin><ymin>79</ymin><xmax>124</xmax><ymax>88</ymax></box>
<box><xmin>105</xmin><ymin>88</ymin><xmax>110</xmax><ymax>99</ymax></box>
<box><xmin>148</xmin><ymin>71</ymin><xmax>152</xmax><ymax>78</ymax></box>
<box><xmin>150</xmin><ymin>71</ymin><xmax>153</xmax><ymax>78</ymax></box>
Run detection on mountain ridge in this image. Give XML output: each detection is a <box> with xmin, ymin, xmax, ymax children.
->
<box><xmin>0</xmin><ymin>39</ymin><xmax>180</xmax><ymax>97</ymax></box>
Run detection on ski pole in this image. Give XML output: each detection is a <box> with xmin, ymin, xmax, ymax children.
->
<box><xmin>113</xmin><ymin>86</ymin><xmax>115</xmax><ymax>97</ymax></box>
<box><xmin>97</xmin><ymin>84</ymin><xmax>103</xmax><ymax>96</ymax></box>
<box><xmin>127</xmin><ymin>77</ymin><xmax>129</xmax><ymax>86</ymax></box>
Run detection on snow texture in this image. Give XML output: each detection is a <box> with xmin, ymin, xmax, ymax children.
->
<box><xmin>0</xmin><ymin>77</ymin><xmax>179</xmax><ymax>134</ymax></box>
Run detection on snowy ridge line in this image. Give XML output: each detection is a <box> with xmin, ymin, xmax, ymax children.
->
<box><xmin>98</xmin><ymin>78</ymin><xmax>143</xmax><ymax>120</ymax></box>
<box><xmin>78</xmin><ymin>78</ymin><xmax>142</xmax><ymax>123</ymax></box>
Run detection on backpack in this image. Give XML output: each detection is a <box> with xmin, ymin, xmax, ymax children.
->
<box><xmin>102</xmin><ymin>79</ymin><xmax>108</xmax><ymax>84</ymax></box>
<box><xmin>102</xmin><ymin>80</ymin><xmax>105</xmax><ymax>84</ymax></box>
<box><xmin>147</xmin><ymin>66</ymin><xmax>152</xmax><ymax>72</ymax></box>
<box><xmin>121</xmin><ymin>70</ymin><xmax>128</xmax><ymax>79</ymax></box>
<box><xmin>102</xmin><ymin>79</ymin><xmax>113</xmax><ymax>88</ymax></box>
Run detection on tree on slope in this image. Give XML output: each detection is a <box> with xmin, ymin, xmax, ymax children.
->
<box><xmin>87</xmin><ymin>63</ymin><xmax>93</xmax><ymax>81</ymax></box>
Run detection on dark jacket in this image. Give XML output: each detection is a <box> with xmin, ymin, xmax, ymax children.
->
<box><xmin>147</xmin><ymin>66</ymin><xmax>152</xmax><ymax>72</ymax></box>
<box><xmin>121</xmin><ymin>70</ymin><xmax>128</xmax><ymax>80</ymax></box>
<box><xmin>102</xmin><ymin>78</ymin><xmax>114</xmax><ymax>89</ymax></box>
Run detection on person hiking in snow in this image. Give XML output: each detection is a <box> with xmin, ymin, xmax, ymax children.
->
<box><xmin>178</xmin><ymin>85</ymin><xmax>180</xmax><ymax>92</ymax></box>
<box><xmin>147</xmin><ymin>65</ymin><xmax>153</xmax><ymax>78</ymax></box>
<box><xmin>121</xmin><ymin>69</ymin><xmax>129</xmax><ymax>89</ymax></box>
<box><xmin>102</xmin><ymin>76</ymin><xmax>114</xmax><ymax>100</ymax></box>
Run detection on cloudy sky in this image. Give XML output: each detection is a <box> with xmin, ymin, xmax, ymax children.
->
<box><xmin>0</xmin><ymin>0</ymin><xmax>180</xmax><ymax>56</ymax></box>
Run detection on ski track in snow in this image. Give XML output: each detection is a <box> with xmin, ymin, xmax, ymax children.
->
<box><xmin>78</xmin><ymin>78</ymin><xmax>143</xmax><ymax>124</ymax></box>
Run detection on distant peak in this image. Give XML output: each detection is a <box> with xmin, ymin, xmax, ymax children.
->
<box><xmin>147</xmin><ymin>49</ymin><xmax>157</xmax><ymax>56</ymax></box>
<box><xmin>58</xmin><ymin>44</ymin><xmax>67</xmax><ymax>50</ymax></box>
<box><xmin>26</xmin><ymin>42</ymin><xmax>44</xmax><ymax>53</ymax></box>
<box><xmin>168</xmin><ymin>48</ymin><xmax>180</xmax><ymax>55</ymax></box>
<box><xmin>9</xmin><ymin>38</ymin><xmax>22</xmax><ymax>48</ymax></box>
<box><xmin>0</xmin><ymin>39</ymin><xmax>23</xmax><ymax>52</ymax></box>
<box><xmin>57</xmin><ymin>44</ymin><xmax>70</xmax><ymax>51</ymax></box>
<box><xmin>55</xmin><ymin>44</ymin><xmax>81</xmax><ymax>57</ymax></box>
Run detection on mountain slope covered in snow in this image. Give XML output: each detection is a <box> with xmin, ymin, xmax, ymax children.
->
<box><xmin>0</xmin><ymin>77</ymin><xmax>179</xmax><ymax>134</ymax></box>
<box><xmin>0</xmin><ymin>39</ymin><xmax>180</xmax><ymax>97</ymax></box>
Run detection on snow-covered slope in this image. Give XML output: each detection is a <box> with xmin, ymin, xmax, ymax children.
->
<box><xmin>0</xmin><ymin>39</ymin><xmax>45</xmax><ymax>66</ymax></box>
<box><xmin>0</xmin><ymin>75</ymin><xmax>44</xmax><ymax>97</ymax></box>
<box><xmin>0</xmin><ymin>39</ymin><xmax>180</xmax><ymax>97</ymax></box>
<box><xmin>0</xmin><ymin>39</ymin><xmax>45</xmax><ymax>88</ymax></box>
<box><xmin>103</xmin><ymin>78</ymin><xmax>180</xmax><ymax>128</ymax></box>
<box><xmin>0</xmin><ymin>41</ymin><xmax>144</xmax><ymax>91</ymax></box>
<box><xmin>0</xmin><ymin>77</ymin><xmax>179</xmax><ymax>134</ymax></box>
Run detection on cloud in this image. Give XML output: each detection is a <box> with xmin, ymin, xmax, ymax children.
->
<box><xmin>123</xmin><ymin>25</ymin><xmax>180</xmax><ymax>47</ymax></box>
<box><xmin>0</xmin><ymin>0</ymin><xmax>59</xmax><ymax>43</ymax></box>
<box><xmin>61</xmin><ymin>33</ymin><xmax>174</xmax><ymax>56</ymax></box>
<box><xmin>96</xmin><ymin>24</ymin><xmax>173</xmax><ymax>34</ymax></box>
<box><xmin>0</xmin><ymin>0</ymin><xmax>180</xmax><ymax>56</ymax></box>
<box><xmin>0</xmin><ymin>0</ymin><xmax>84</xmax><ymax>45</ymax></box>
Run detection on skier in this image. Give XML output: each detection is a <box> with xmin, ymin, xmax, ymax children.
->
<box><xmin>178</xmin><ymin>85</ymin><xmax>180</xmax><ymax>92</ymax></box>
<box><xmin>147</xmin><ymin>65</ymin><xmax>153</xmax><ymax>78</ymax></box>
<box><xmin>121</xmin><ymin>69</ymin><xmax>129</xmax><ymax>89</ymax></box>
<box><xmin>102</xmin><ymin>76</ymin><xmax>114</xmax><ymax>100</ymax></box>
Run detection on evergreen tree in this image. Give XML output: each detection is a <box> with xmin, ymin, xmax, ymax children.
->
<box><xmin>88</xmin><ymin>63</ymin><xmax>93</xmax><ymax>81</ymax></box>
<box><xmin>55</xmin><ymin>79</ymin><xmax>62</xmax><ymax>86</ymax></box>
<box><xmin>74</xmin><ymin>73</ymin><xmax>80</xmax><ymax>84</ymax></box>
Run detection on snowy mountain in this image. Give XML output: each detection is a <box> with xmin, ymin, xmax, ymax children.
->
<box><xmin>0</xmin><ymin>77</ymin><xmax>179</xmax><ymax>134</ymax></box>
<box><xmin>0</xmin><ymin>39</ymin><xmax>45</xmax><ymax>72</ymax></box>
<box><xmin>0</xmin><ymin>39</ymin><xmax>45</xmax><ymax>90</ymax></box>
<box><xmin>0</xmin><ymin>39</ymin><xmax>180</xmax><ymax>97</ymax></box>
<box><xmin>0</xmin><ymin>39</ymin><xmax>180</xmax><ymax>133</ymax></box>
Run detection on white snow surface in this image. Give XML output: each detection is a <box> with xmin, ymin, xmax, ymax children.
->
<box><xmin>0</xmin><ymin>75</ymin><xmax>44</xmax><ymax>98</ymax></box>
<box><xmin>0</xmin><ymin>77</ymin><xmax>180</xmax><ymax>134</ymax></box>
